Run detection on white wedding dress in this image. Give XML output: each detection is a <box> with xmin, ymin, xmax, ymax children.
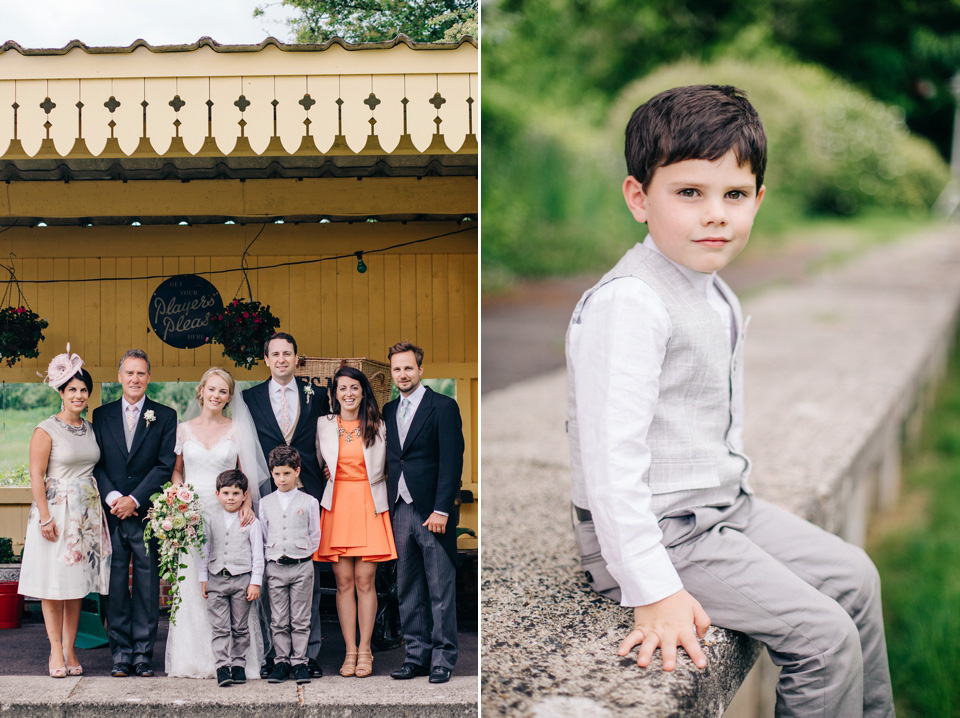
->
<box><xmin>164</xmin><ymin>422</ymin><xmax>264</xmax><ymax>678</ymax></box>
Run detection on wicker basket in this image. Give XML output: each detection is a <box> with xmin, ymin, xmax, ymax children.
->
<box><xmin>295</xmin><ymin>357</ymin><xmax>393</xmax><ymax>410</ymax></box>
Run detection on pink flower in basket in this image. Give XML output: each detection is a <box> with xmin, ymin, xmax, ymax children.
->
<box><xmin>177</xmin><ymin>487</ymin><xmax>194</xmax><ymax>502</ymax></box>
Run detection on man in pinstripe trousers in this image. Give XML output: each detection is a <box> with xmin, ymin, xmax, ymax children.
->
<box><xmin>383</xmin><ymin>341</ymin><xmax>464</xmax><ymax>684</ymax></box>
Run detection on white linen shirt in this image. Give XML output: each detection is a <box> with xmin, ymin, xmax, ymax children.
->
<box><xmin>567</xmin><ymin>235</ymin><xmax>745</xmax><ymax>607</ymax></box>
<box><xmin>269</xmin><ymin>377</ymin><xmax>299</xmax><ymax>429</ymax></box>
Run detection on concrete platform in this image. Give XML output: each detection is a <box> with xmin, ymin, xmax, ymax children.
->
<box><xmin>0</xmin><ymin>614</ymin><xmax>478</xmax><ymax>715</ymax></box>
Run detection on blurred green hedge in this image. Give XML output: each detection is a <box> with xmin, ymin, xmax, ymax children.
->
<box><xmin>482</xmin><ymin>57</ymin><xmax>950</xmax><ymax>287</ymax></box>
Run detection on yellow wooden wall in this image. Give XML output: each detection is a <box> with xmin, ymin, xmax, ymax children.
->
<box><xmin>0</xmin><ymin>220</ymin><xmax>478</xmax><ymax>551</ymax></box>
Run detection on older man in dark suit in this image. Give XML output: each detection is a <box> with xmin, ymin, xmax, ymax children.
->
<box><xmin>93</xmin><ymin>349</ymin><xmax>177</xmax><ymax>678</ymax></box>
<box><xmin>242</xmin><ymin>332</ymin><xmax>328</xmax><ymax>678</ymax></box>
<box><xmin>383</xmin><ymin>341</ymin><xmax>464</xmax><ymax>684</ymax></box>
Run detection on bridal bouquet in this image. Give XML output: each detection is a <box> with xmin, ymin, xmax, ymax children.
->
<box><xmin>143</xmin><ymin>482</ymin><xmax>206</xmax><ymax>624</ymax></box>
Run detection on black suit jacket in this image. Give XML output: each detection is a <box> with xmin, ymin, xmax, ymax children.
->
<box><xmin>242</xmin><ymin>377</ymin><xmax>328</xmax><ymax>500</ymax></box>
<box><xmin>92</xmin><ymin>397</ymin><xmax>178</xmax><ymax>530</ymax></box>
<box><xmin>384</xmin><ymin>386</ymin><xmax>464</xmax><ymax>562</ymax></box>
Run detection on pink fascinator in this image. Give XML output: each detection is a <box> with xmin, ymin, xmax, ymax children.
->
<box><xmin>40</xmin><ymin>343</ymin><xmax>85</xmax><ymax>389</ymax></box>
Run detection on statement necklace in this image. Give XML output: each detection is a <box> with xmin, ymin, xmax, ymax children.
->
<box><xmin>53</xmin><ymin>415</ymin><xmax>86</xmax><ymax>437</ymax></box>
<box><xmin>337</xmin><ymin>417</ymin><xmax>362</xmax><ymax>443</ymax></box>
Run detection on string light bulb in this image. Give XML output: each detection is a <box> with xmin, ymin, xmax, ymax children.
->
<box><xmin>355</xmin><ymin>251</ymin><xmax>367</xmax><ymax>274</ymax></box>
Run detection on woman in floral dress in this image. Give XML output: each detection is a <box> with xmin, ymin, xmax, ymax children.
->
<box><xmin>18</xmin><ymin>345</ymin><xmax>111</xmax><ymax>678</ymax></box>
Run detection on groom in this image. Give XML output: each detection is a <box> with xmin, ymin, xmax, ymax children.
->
<box><xmin>93</xmin><ymin>349</ymin><xmax>177</xmax><ymax>678</ymax></box>
<box><xmin>243</xmin><ymin>332</ymin><xmax>328</xmax><ymax>678</ymax></box>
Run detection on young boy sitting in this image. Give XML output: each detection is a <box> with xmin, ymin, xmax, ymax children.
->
<box><xmin>259</xmin><ymin>445</ymin><xmax>321</xmax><ymax>685</ymax></box>
<box><xmin>199</xmin><ymin>469</ymin><xmax>264</xmax><ymax>687</ymax></box>
<box><xmin>566</xmin><ymin>85</ymin><xmax>894</xmax><ymax>717</ymax></box>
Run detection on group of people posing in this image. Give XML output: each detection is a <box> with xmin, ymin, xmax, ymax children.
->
<box><xmin>17</xmin><ymin>334</ymin><xmax>464</xmax><ymax>687</ymax></box>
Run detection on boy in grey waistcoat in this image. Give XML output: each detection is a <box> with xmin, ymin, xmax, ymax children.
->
<box><xmin>199</xmin><ymin>469</ymin><xmax>264</xmax><ymax>687</ymax></box>
<box><xmin>260</xmin><ymin>446</ymin><xmax>321</xmax><ymax>685</ymax></box>
<box><xmin>566</xmin><ymin>85</ymin><xmax>893</xmax><ymax>717</ymax></box>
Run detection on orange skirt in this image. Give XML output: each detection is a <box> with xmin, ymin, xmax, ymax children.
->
<box><xmin>313</xmin><ymin>478</ymin><xmax>397</xmax><ymax>562</ymax></box>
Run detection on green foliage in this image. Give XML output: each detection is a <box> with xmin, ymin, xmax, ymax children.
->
<box><xmin>0</xmin><ymin>307</ymin><xmax>48</xmax><ymax>368</ymax></box>
<box><xmin>870</xmin><ymin>350</ymin><xmax>960</xmax><ymax>717</ymax></box>
<box><xmin>0</xmin><ymin>464</ymin><xmax>29</xmax><ymax>487</ymax></box>
<box><xmin>612</xmin><ymin>59</ymin><xmax>951</xmax><ymax>220</ymax></box>
<box><xmin>257</xmin><ymin>0</ymin><xmax>477</xmax><ymax>43</ymax></box>
<box><xmin>481</xmin><ymin>86</ymin><xmax>639</xmax><ymax>286</ymax></box>
<box><xmin>484</xmin><ymin>0</ymin><xmax>960</xmax><ymax>157</ymax></box>
<box><xmin>0</xmin><ymin>538</ymin><xmax>19</xmax><ymax>564</ymax></box>
<box><xmin>101</xmin><ymin>382</ymin><xmax>197</xmax><ymax>418</ymax></box>
<box><xmin>0</xmin><ymin>382</ymin><xmax>60</xmax><ymax>412</ymax></box>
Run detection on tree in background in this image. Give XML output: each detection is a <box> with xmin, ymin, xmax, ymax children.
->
<box><xmin>486</xmin><ymin>0</ymin><xmax>960</xmax><ymax>157</ymax></box>
<box><xmin>256</xmin><ymin>0</ymin><xmax>477</xmax><ymax>43</ymax></box>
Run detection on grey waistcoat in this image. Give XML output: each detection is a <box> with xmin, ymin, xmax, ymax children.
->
<box><xmin>260</xmin><ymin>490</ymin><xmax>314</xmax><ymax>561</ymax></box>
<box><xmin>567</xmin><ymin>243</ymin><xmax>752</xmax><ymax>519</ymax></box>
<box><xmin>206</xmin><ymin>510</ymin><xmax>253</xmax><ymax>576</ymax></box>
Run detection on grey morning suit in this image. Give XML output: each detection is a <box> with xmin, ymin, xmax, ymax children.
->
<box><xmin>260</xmin><ymin>490</ymin><xmax>317</xmax><ymax>666</ymax></box>
<box><xmin>205</xmin><ymin>511</ymin><xmax>258</xmax><ymax>669</ymax></box>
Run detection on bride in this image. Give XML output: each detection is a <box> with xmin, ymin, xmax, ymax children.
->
<box><xmin>165</xmin><ymin>367</ymin><xmax>270</xmax><ymax>679</ymax></box>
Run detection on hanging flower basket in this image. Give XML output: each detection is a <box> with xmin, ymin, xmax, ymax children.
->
<box><xmin>206</xmin><ymin>298</ymin><xmax>280</xmax><ymax>370</ymax></box>
<box><xmin>0</xmin><ymin>306</ymin><xmax>48</xmax><ymax>367</ymax></box>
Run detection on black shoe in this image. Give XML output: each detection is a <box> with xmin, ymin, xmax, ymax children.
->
<box><xmin>267</xmin><ymin>662</ymin><xmax>291</xmax><ymax>683</ymax></box>
<box><xmin>231</xmin><ymin>665</ymin><xmax>247</xmax><ymax>684</ymax></box>
<box><xmin>111</xmin><ymin>662</ymin><xmax>133</xmax><ymax>677</ymax></box>
<box><xmin>292</xmin><ymin>663</ymin><xmax>311</xmax><ymax>684</ymax></box>
<box><xmin>216</xmin><ymin>666</ymin><xmax>233</xmax><ymax>687</ymax></box>
<box><xmin>390</xmin><ymin>662</ymin><xmax>429</xmax><ymax>680</ymax></box>
<box><xmin>134</xmin><ymin>662</ymin><xmax>154</xmax><ymax>677</ymax></box>
<box><xmin>307</xmin><ymin>657</ymin><xmax>323</xmax><ymax>678</ymax></box>
<box><xmin>260</xmin><ymin>658</ymin><xmax>275</xmax><ymax>680</ymax></box>
<box><xmin>429</xmin><ymin>666</ymin><xmax>452</xmax><ymax>684</ymax></box>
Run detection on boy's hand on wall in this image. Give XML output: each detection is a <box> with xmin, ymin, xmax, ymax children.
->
<box><xmin>618</xmin><ymin>589</ymin><xmax>710</xmax><ymax>671</ymax></box>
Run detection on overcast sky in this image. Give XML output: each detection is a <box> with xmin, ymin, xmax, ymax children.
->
<box><xmin>0</xmin><ymin>0</ymin><xmax>298</xmax><ymax>48</ymax></box>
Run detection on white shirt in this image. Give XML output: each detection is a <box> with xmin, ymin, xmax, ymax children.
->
<box><xmin>198</xmin><ymin>510</ymin><xmax>265</xmax><ymax>586</ymax></box>
<box><xmin>269</xmin><ymin>377</ymin><xmax>299</xmax><ymax>429</ymax></box>
<box><xmin>395</xmin><ymin>384</ymin><xmax>447</xmax><ymax>517</ymax></box>
<box><xmin>105</xmin><ymin>395</ymin><xmax>148</xmax><ymax>509</ymax></box>
<box><xmin>568</xmin><ymin>235</ymin><xmax>744</xmax><ymax>606</ymax></box>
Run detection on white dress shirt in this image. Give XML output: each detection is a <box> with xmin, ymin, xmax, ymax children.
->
<box><xmin>105</xmin><ymin>395</ymin><xmax>147</xmax><ymax>509</ymax></box>
<box><xmin>269</xmin><ymin>377</ymin><xmax>299</xmax><ymax>429</ymax></box>
<box><xmin>395</xmin><ymin>384</ymin><xmax>448</xmax><ymax>517</ymax></box>
<box><xmin>568</xmin><ymin>235</ymin><xmax>744</xmax><ymax>606</ymax></box>
<box><xmin>198</xmin><ymin>510</ymin><xmax>265</xmax><ymax>586</ymax></box>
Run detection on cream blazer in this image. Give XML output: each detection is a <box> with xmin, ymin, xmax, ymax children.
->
<box><xmin>316</xmin><ymin>414</ymin><xmax>388</xmax><ymax>515</ymax></box>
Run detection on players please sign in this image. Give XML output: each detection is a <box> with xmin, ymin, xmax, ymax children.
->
<box><xmin>149</xmin><ymin>275</ymin><xmax>224</xmax><ymax>349</ymax></box>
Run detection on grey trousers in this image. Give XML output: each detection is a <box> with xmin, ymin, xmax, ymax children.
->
<box><xmin>265</xmin><ymin>560</ymin><xmax>314</xmax><ymax>666</ymax></box>
<box><xmin>394</xmin><ymin>500</ymin><xmax>458</xmax><ymax>670</ymax></box>
<box><xmin>260</xmin><ymin>562</ymin><xmax>322</xmax><ymax>663</ymax></box>
<box><xmin>205</xmin><ymin>572</ymin><xmax>252</xmax><ymax>670</ymax></box>
<box><xmin>579</xmin><ymin>493</ymin><xmax>894</xmax><ymax>718</ymax></box>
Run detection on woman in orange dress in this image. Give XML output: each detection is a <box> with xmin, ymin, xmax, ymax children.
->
<box><xmin>314</xmin><ymin>367</ymin><xmax>396</xmax><ymax>678</ymax></box>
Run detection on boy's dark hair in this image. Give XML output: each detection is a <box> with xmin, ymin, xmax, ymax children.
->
<box><xmin>625</xmin><ymin>85</ymin><xmax>767</xmax><ymax>191</ymax></box>
<box><xmin>269</xmin><ymin>445</ymin><xmax>301</xmax><ymax>471</ymax></box>
<box><xmin>388</xmin><ymin>341</ymin><xmax>424</xmax><ymax>367</ymax></box>
<box><xmin>263</xmin><ymin>332</ymin><xmax>298</xmax><ymax>358</ymax></box>
<box><xmin>216</xmin><ymin>469</ymin><xmax>248</xmax><ymax>492</ymax></box>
